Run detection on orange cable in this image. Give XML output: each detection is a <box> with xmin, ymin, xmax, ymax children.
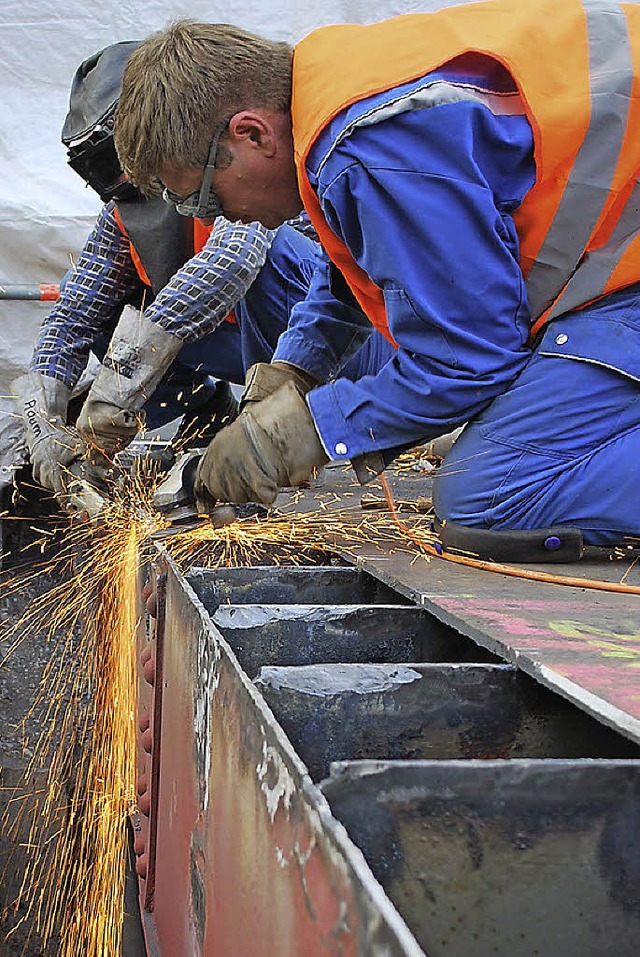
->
<box><xmin>379</xmin><ymin>474</ymin><xmax>640</xmax><ymax>596</ymax></box>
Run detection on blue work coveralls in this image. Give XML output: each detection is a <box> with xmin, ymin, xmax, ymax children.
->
<box><xmin>35</xmin><ymin>218</ymin><xmax>393</xmax><ymax>432</ymax></box>
<box><xmin>273</xmin><ymin>68</ymin><xmax>640</xmax><ymax>546</ymax></box>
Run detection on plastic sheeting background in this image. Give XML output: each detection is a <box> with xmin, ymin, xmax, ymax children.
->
<box><xmin>0</xmin><ymin>0</ymin><xmax>460</xmax><ymax>475</ymax></box>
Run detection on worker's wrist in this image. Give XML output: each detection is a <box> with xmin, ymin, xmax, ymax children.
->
<box><xmin>17</xmin><ymin>370</ymin><xmax>71</xmax><ymax>420</ymax></box>
<box><xmin>272</xmin><ymin>333</ymin><xmax>343</xmax><ymax>384</ymax></box>
<box><xmin>270</xmin><ymin>361</ymin><xmax>319</xmax><ymax>393</ymax></box>
<box><xmin>93</xmin><ymin>305</ymin><xmax>183</xmax><ymax>410</ymax></box>
<box><xmin>241</xmin><ymin>361</ymin><xmax>317</xmax><ymax>410</ymax></box>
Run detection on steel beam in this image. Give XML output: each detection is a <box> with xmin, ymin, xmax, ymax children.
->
<box><xmin>188</xmin><ymin>564</ymin><xmax>406</xmax><ymax>606</ymax></box>
<box><xmin>322</xmin><ymin>759</ymin><xmax>640</xmax><ymax>957</ymax></box>
<box><xmin>256</xmin><ymin>662</ymin><xmax>639</xmax><ymax>781</ymax></box>
<box><xmin>144</xmin><ymin>556</ymin><xmax>425</xmax><ymax>956</ymax></box>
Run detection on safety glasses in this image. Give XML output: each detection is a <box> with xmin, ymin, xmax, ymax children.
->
<box><xmin>162</xmin><ymin>117</ymin><xmax>231</xmax><ymax>219</ymax></box>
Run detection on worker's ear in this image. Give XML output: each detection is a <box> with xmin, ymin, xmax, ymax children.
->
<box><xmin>228</xmin><ymin>111</ymin><xmax>277</xmax><ymax>156</ymax></box>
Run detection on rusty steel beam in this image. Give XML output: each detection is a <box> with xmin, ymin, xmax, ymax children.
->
<box><xmin>208</xmin><ymin>603</ymin><xmax>475</xmax><ymax>678</ymax></box>
<box><xmin>255</xmin><ymin>662</ymin><xmax>639</xmax><ymax>781</ymax></box>
<box><xmin>138</xmin><ymin>554</ymin><xmax>425</xmax><ymax>956</ymax></box>
<box><xmin>188</xmin><ymin>564</ymin><xmax>405</xmax><ymax>606</ymax></box>
<box><xmin>188</xmin><ymin>568</ymin><xmax>498</xmax><ymax>679</ymax></box>
<box><xmin>135</xmin><ymin>552</ymin><xmax>640</xmax><ymax>957</ymax></box>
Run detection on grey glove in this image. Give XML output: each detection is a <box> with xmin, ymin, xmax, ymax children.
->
<box><xmin>76</xmin><ymin>304</ymin><xmax>183</xmax><ymax>457</ymax></box>
<box><xmin>12</xmin><ymin>371</ymin><xmax>82</xmax><ymax>494</ymax></box>
<box><xmin>194</xmin><ymin>381</ymin><xmax>328</xmax><ymax>507</ymax></box>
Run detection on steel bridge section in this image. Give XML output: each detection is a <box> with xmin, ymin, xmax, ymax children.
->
<box><xmin>134</xmin><ymin>559</ymin><xmax>640</xmax><ymax>957</ymax></box>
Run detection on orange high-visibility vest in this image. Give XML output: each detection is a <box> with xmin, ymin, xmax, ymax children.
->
<box><xmin>292</xmin><ymin>0</ymin><xmax>640</xmax><ymax>344</ymax></box>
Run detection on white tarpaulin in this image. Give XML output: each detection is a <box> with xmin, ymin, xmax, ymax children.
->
<box><xmin>0</xmin><ymin>0</ymin><xmax>462</xmax><ymax>476</ymax></box>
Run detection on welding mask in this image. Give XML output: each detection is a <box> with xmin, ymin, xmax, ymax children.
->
<box><xmin>61</xmin><ymin>40</ymin><xmax>142</xmax><ymax>204</ymax></box>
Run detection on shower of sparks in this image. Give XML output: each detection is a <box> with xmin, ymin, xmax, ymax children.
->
<box><xmin>163</xmin><ymin>500</ymin><xmax>436</xmax><ymax>571</ymax></box>
<box><xmin>0</xmin><ymin>470</ymin><xmax>437</xmax><ymax>956</ymax></box>
<box><xmin>392</xmin><ymin>445</ymin><xmax>439</xmax><ymax>473</ymax></box>
<box><xmin>3</xmin><ymin>450</ymin><xmax>640</xmax><ymax>954</ymax></box>
<box><xmin>0</xmin><ymin>482</ymin><xmax>160</xmax><ymax>956</ymax></box>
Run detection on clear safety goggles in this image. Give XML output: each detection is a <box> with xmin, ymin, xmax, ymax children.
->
<box><xmin>162</xmin><ymin>117</ymin><xmax>231</xmax><ymax>219</ymax></box>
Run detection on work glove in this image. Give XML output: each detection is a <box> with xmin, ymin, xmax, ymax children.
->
<box><xmin>194</xmin><ymin>380</ymin><xmax>328</xmax><ymax>508</ymax></box>
<box><xmin>76</xmin><ymin>304</ymin><xmax>183</xmax><ymax>457</ymax></box>
<box><xmin>12</xmin><ymin>371</ymin><xmax>83</xmax><ymax>494</ymax></box>
<box><xmin>239</xmin><ymin>361</ymin><xmax>319</xmax><ymax>410</ymax></box>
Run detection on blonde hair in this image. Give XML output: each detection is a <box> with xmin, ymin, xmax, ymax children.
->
<box><xmin>114</xmin><ymin>20</ymin><xmax>292</xmax><ymax>192</ymax></box>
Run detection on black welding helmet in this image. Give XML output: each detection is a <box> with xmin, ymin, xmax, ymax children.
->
<box><xmin>61</xmin><ymin>40</ymin><xmax>142</xmax><ymax>203</ymax></box>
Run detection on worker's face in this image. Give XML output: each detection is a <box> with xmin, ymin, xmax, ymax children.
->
<box><xmin>160</xmin><ymin>110</ymin><xmax>302</xmax><ymax>229</ymax></box>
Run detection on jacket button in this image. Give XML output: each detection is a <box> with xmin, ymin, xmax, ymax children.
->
<box><xmin>555</xmin><ymin>333</ymin><xmax>568</xmax><ymax>345</ymax></box>
<box><xmin>334</xmin><ymin>442</ymin><xmax>348</xmax><ymax>456</ymax></box>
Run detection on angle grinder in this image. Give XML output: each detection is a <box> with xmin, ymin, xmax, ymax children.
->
<box><xmin>152</xmin><ymin>450</ymin><xmax>238</xmax><ymax>530</ymax></box>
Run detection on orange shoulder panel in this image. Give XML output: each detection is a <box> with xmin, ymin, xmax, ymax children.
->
<box><xmin>112</xmin><ymin>206</ymin><xmax>152</xmax><ymax>287</ymax></box>
<box><xmin>193</xmin><ymin>218</ymin><xmax>214</xmax><ymax>253</ymax></box>
<box><xmin>292</xmin><ymin>0</ymin><xmax>594</xmax><ymax>341</ymax></box>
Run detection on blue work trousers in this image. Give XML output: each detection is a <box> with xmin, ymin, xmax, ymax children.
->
<box><xmin>433</xmin><ymin>288</ymin><xmax>640</xmax><ymax>546</ymax></box>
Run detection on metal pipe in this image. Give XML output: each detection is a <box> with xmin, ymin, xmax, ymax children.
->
<box><xmin>0</xmin><ymin>284</ymin><xmax>59</xmax><ymax>301</ymax></box>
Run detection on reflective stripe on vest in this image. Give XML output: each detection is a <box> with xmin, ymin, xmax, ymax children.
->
<box><xmin>543</xmin><ymin>178</ymin><xmax>640</xmax><ymax>322</ymax></box>
<box><xmin>292</xmin><ymin>0</ymin><xmax>640</xmax><ymax>345</ymax></box>
<box><xmin>527</xmin><ymin>0</ymin><xmax>635</xmax><ymax>333</ymax></box>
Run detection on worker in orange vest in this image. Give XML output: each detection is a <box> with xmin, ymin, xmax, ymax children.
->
<box><xmin>114</xmin><ymin>1</ymin><xmax>640</xmax><ymax>547</ymax></box>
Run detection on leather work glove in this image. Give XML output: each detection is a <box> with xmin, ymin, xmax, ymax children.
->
<box><xmin>76</xmin><ymin>304</ymin><xmax>183</xmax><ymax>458</ymax></box>
<box><xmin>194</xmin><ymin>380</ymin><xmax>328</xmax><ymax>508</ymax></box>
<box><xmin>12</xmin><ymin>371</ymin><xmax>83</xmax><ymax>494</ymax></box>
<box><xmin>239</xmin><ymin>361</ymin><xmax>318</xmax><ymax>410</ymax></box>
